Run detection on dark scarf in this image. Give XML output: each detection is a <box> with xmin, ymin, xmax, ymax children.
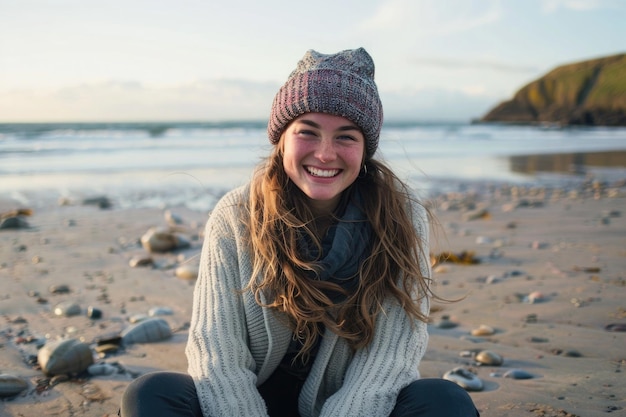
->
<box><xmin>299</xmin><ymin>189</ymin><xmax>372</xmax><ymax>300</ymax></box>
<box><xmin>280</xmin><ymin>190</ymin><xmax>372</xmax><ymax>379</ymax></box>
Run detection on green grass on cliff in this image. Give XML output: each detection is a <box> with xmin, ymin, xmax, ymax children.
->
<box><xmin>517</xmin><ymin>53</ymin><xmax>626</xmax><ymax>111</ymax></box>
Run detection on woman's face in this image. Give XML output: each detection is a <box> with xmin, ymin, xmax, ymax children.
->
<box><xmin>282</xmin><ymin>112</ymin><xmax>365</xmax><ymax>216</ymax></box>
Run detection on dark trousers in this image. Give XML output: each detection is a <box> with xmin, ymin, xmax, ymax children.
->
<box><xmin>119</xmin><ymin>369</ymin><xmax>479</xmax><ymax>416</ymax></box>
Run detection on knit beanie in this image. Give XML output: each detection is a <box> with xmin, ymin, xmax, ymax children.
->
<box><xmin>268</xmin><ymin>48</ymin><xmax>383</xmax><ymax>156</ymax></box>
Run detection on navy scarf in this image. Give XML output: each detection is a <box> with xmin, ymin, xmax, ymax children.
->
<box><xmin>299</xmin><ymin>190</ymin><xmax>372</xmax><ymax>300</ymax></box>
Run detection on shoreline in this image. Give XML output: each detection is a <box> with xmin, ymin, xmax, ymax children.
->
<box><xmin>1</xmin><ymin>173</ymin><xmax>625</xmax><ymax>416</ymax></box>
<box><xmin>2</xmin><ymin>147</ymin><xmax>625</xmax><ymax>213</ymax></box>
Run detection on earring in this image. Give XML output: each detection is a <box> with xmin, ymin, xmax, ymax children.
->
<box><xmin>359</xmin><ymin>163</ymin><xmax>368</xmax><ymax>178</ymax></box>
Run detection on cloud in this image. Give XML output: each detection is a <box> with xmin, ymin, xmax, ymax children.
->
<box><xmin>359</xmin><ymin>0</ymin><xmax>502</xmax><ymax>37</ymax></box>
<box><xmin>409</xmin><ymin>57</ymin><xmax>540</xmax><ymax>73</ymax></box>
<box><xmin>0</xmin><ymin>79</ymin><xmax>280</xmax><ymax>122</ymax></box>
<box><xmin>540</xmin><ymin>0</ymin><xmax>623</xmax><ymax>12</ymax></box>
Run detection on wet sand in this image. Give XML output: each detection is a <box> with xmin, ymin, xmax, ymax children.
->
<box><xmin>1</xmin><ymin>178</ymin><xmax>625</xmax><ymax>417</ymax></box>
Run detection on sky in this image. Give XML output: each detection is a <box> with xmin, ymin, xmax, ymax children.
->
<box><xmin>0</xmin><ymin>0</ymin><xmax>624</xmax><ymax>123</ymax></box>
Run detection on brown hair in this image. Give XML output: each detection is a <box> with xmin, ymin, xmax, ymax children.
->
<box><xmin>244</xmin><ymin>143</ymin><xmax>434</xmax><ymax>355</ymax></box>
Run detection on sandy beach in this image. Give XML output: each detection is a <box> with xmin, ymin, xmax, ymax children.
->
<box><xmin>1</xmin><ymin>178</ymin><xmax>625</xmax><ymax>417</ymax></box>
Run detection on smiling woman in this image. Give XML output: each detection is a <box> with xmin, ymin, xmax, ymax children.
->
<box><xmin>281</xmin><ymin>113</ymin><xmax>365</xmax><ymax>216</ymax></box>
<box><xmin>119</xmin><ymin>47</ymin><xmax>479</xmax><ymax>417</ymax></box>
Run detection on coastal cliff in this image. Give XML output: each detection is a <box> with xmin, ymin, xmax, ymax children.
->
<box><xmin>481</xmin><ymin>53</ymin><xmax>626</xmax><ymax>126</ymax></box>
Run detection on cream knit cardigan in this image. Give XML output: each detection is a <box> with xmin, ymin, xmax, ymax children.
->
<box><xmin>186</xmin><ymin>185</ymin><xmax>431</xmax><ymax>417</ymax></box>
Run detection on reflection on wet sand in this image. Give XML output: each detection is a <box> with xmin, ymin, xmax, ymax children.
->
<box><xmin>509</xmin><ymin>150</ymin><xmax>626</xmax><ymax>175</ymax></box>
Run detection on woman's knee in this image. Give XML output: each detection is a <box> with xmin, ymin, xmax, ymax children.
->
<box><xmin>392</xmin><ymin>378</ymin><xmax>479</xmax><ymax>417</ymax></box>
<box><xmin>120</xmin><ymin>371</ymin><xmax>200</xmax><ymax>417</ymax></box>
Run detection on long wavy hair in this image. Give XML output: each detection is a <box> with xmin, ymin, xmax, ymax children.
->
<box><xmin>243</xmin><ymin>139</ymin><xmax>435</xmax><ymax>355</ymax></box>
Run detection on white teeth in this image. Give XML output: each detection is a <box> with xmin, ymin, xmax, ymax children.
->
<box><xmin>307</xmin><ymin>167</ymin><xmax>339</xmax><ymax>177</ymax></box>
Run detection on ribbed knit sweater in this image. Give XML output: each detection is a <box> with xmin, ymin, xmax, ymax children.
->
<box><xmin>185</xmin><ymin>185</ymin><xmax>431</xmax><ymax>417</ymax></box>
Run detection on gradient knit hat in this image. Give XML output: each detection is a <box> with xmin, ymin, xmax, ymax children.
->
<box><xmin>268</xmin><ymin>48</ymin><xmax>383</xmax><ymax>156</ymax></box>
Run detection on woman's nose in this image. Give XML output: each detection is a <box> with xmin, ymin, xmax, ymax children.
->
<box><xmin>315</xmin><ymin>138</ymin><xmax>336</xmax><ymax>162</ymax></box>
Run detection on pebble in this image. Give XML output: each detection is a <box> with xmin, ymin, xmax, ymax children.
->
<box><xmin>503</xmin><ymin>369</ymin><xmax>534</xmax><ymax>379</ymax></box>
<box><xmin>463</xmin><ymin>208</ymin><xmax>490</xmax><ymax>221</ymax></box>
<box><xmin>164</xmin><ymin>210</ymin><xmax>183</xmax><ymax>225</ymax></box>
<box><xmin>175</xmin><ymin>264</ymin><xmax>199</xmax><ymax>280</ymax></box>
<box><xmin>475</xmin><ymin>236</ymin><xmax>493</xmax><ymax>245</ymax></box>
<box><xmin>443</xmin><ymin>367</ymin><xmax>484</xmax><ymax>391</ymax></box>
<box><xmin>485</xmin><ymin>274</ymin><xmax>502</xmax><ymax>284</ymax></box>
<box><xmin>0</xmin><ymin>216</ymin><xmax>30</xmax><ymax>230</ymax></box>
<box><xmin>54</xmin><ymin>301</ymin><xmax>81</xmax><ymax>317</ymax></box>
<box><xmin>470</xmin><ymin>324</ymin><xmax>496</xmax><ymax>336</ymax></box>
<box><xmin>37</xmin><ymin>338</ymin><xmax>94</xmax><ymax>376</ymax></box>
<box><xmin>87</xmin><ymin>363</ymin><xmax>118</xmax><ymax>376</ymax></box>
<box><xmin>525</xmin><ymin>291</ymin><xmax>546</xmax><ymax>304</ymax></box>
<box><xmin>524</xmin><ymin>313</ymin><xmax>538</xmax><ymax>323</ymax></box>
<box><xmin>129</xmin><ymin>255</ymin><xmax>154</xmax><ymax>268</ymax></box>
<box><xmin>605</xmin><ymin>323</ymin><xmax>626</xmax><ymax>332</ymax></box>
<box><xmin>433</xmin><ymin>315</ymin><xmax>458</xmax><ymax>329</ymax></box>
<box><xmin>0</xmin><ymin>373</ymin><xmax>29</xmax><ymax>397</ymax></box>
<box><xmin>121</xmin><ymin>317</ymin><xmax>173</xmax><ymax>345</ymax></box>
<box><xmin>141</xmin><ymin>227</ymin><xmax>190</xmax><ymax>253</ymax></box>
<box><xmin>82</xmin><ymin>196</ymin><xmax>112</xmax><ymax>209</ymax></box>
<box><xmin>49</xmin><ymin>284</ymin><xmax>71</xmax><ymax>294</ymax></box>
<box><xmin>475</xmin><ymin>350</ymin><xmax>504</xmax><ymax>366</ymax></box>
<box><xmin>87</xmin><ymin>306</ymin><xmax>103</xmax><ymax>319</ymax></box>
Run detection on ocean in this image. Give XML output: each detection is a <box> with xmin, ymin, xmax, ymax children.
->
<box><xmin>1</xmin><ymin>121</ymin><xmax>625</xmax><ymax>210</ymax></box>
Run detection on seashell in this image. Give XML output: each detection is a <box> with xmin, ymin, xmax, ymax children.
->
<box><xmin>503</xmin><ymin>369</ymin><xmax>534</xmax><ymax>380</ymax></box>
<box><xmin>54</xmin><ymin>301</ymin><xmax>81</xmax><ymax>317</ymax></box>
<box><xmin>121</xmin><ymin>317</ymin><xmax>172</xmax><ymax>345</ymax></box>
<box><xmin>475</xmin><ymin>350</ymin><xmax>503</xmax><ymax>366</ymax></box>
<box><xmin>470</xmin><ymin>324</ymin><xmax>495</xmax><ymax>336</ymax></box>
<box><xmin>443</xmin><ymin>367</ymin><xmax>483</xmax><ymax>391</ymax></box>
<box><xmin>87</xmin><ymin>363</ymin><xmax>118</xmax><ymax>376</ymax></box>
<box><xmin>175</xmin><ymin>264</ymin><xmax>199</xmax><ymax>280</ymax></box>
<box><xmin>141</xmin><ymin>227</ymin><xmax>190</xmax><ymax>253</ymax></box>
<box><xmin>0</xmin><ymin>373</ymin><xmax>29</xmax><ymax>398</ymax></box>
<box><xmin>37</xmin><ymin>338</ymin><xmax>94</xmax><ymax>376</ymax></box>
<box><xmin>148</xmin><ymin>306</ymin><xmax>174</xmax><ymax>316</ymax></box>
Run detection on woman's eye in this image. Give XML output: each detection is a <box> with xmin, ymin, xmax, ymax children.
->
<box><xmin>338</xmin><ymin>135</ymin><xmax>356</xmax><ymax>141</ymax></box>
